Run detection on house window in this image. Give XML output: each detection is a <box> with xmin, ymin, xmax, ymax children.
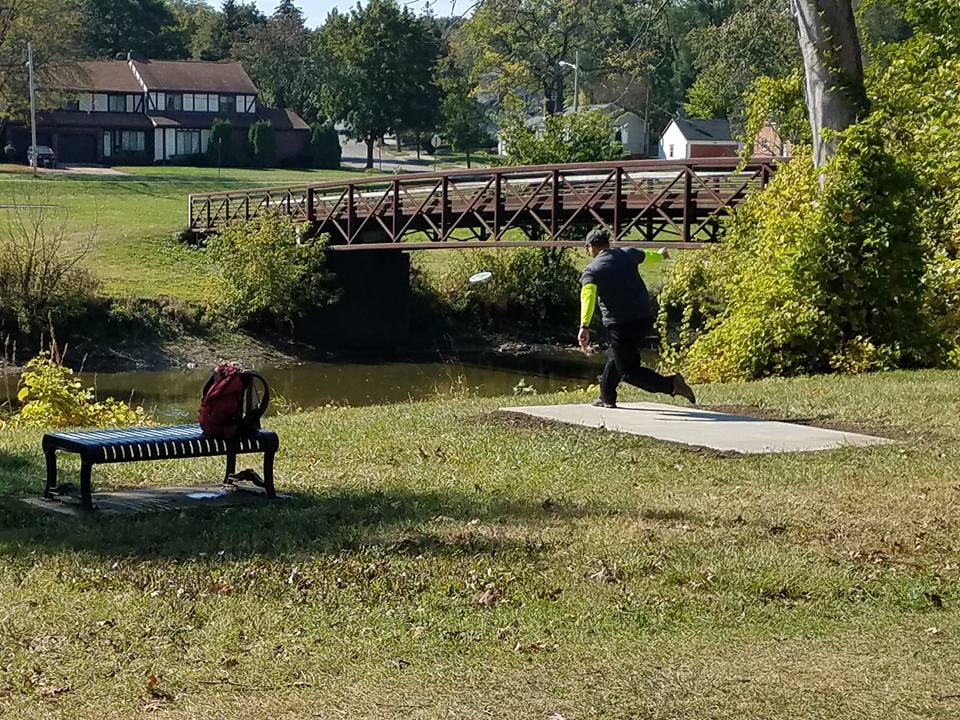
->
<box><xmin>63</xmin><ymin>99</ymin><xmax>80</xmax><ymax>111</ymax></box>
<box><xmin>668</xmin><ymin>144</ymin><xmax>674</xmax><ymax>158</ymax></box>
<box><xmin>112</xmin><ymin>130</ymin><xmax>145</xmax><ymax>152</ymax></box>
<box><xmin>175</xmin><ymin>129</ymin><xmax>201</xmax><ymax>156</ymax></box>
<box><xmin>193</xmin><ymin>94</ymin><xmax>209</xmax><ymax>112</ymax></box>
<box><xmin>165</xmin><ymin>93</ymin><xmax>183</xmax><ymax>112</ymax></box>
<box><xmin>108</xmin><ymin>95</ymin><xmax>127</xmax><ymax>112</ymax></box>
<box><xmin>219</xmin><ymin>95</ymin><xmax>236</xmax><ymax>114</ymax></box>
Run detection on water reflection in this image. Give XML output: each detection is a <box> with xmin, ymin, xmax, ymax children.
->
<box><xmin>85</xmin><ymin>351</ymin><xmax>629</xmax><ymax>422</ymax></box>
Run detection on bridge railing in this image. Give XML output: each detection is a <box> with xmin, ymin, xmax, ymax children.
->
<box><xmin>188</xmin><ymin>158</ymin><xmax>781</xmax><ymax>246</ymax></box>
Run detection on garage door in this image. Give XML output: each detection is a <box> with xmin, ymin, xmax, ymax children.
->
<box><xmin>59</xmin><ymin>133</ymin><xmax>98</xmax><ymax>163</ymax></box>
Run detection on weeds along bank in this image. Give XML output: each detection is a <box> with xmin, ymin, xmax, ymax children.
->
<box><xmin>1</xmin><ymin>371</ymin><xmax>959</xmax><ymax>717</ymax></box>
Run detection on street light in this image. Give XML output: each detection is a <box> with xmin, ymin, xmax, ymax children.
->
<box><xmin>558</xmin><ymin>50</ymin><xmax>580</xmax><ymax>113</ymax></box>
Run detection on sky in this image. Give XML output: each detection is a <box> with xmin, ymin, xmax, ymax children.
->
<box><xmin>252</xmin><ymin>0</ymin><xmax>466</xmax><ymax>28</ymax></box>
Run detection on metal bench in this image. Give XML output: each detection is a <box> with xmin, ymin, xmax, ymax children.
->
<box><xmin>42</xmin><ymin>424</ymin><xmax>279</xmax><ymax>511</ymax></box>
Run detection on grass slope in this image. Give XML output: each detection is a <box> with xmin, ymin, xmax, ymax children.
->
<box><xmin>1</xmin><ymin>371</ymin><xmax>958</xmax><ymax>718</ymax></box>
<box><xmin>0</xmin><ymin>166</ymin><xmax>358</xmax><ymax>300</ymax></box>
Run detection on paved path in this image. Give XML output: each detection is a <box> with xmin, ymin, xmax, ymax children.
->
<box><xmin>501</xmin><ymin>402</ymin><xmax>892</xmax><ymax>454</ymax></box>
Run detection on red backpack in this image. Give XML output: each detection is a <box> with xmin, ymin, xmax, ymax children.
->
<box><xmin>198</xmin><ymin>362</ymin><xmax>270</xmax><ymax>439</ymax></box>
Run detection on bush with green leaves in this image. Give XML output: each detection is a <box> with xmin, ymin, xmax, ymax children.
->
<box><xmin>499</xmin><ymin>107</ymin><xmax>625</xmax><ymax>165</ymax></box>
<box><xmin>309</xmin><ymin>123</ymin><xmax>341</xmax><ymax>169</ymax></box>
<box><xmin>658</xmin><ymin>134</ymin><xmax>937</xmax><ymax>382</ymax></box>
<box><xmin>12</xmin><ymin>353</ymin><xmax>149</xmax><ymax>429</ymax></box>
<box><xmin>206</xmin><ymin>213</ymin><xmax>338</xmax><ymax>328</ymax></box>
<box><xmin>439</xmin><ymin>247</ymin><xmax>580</xmax><ymax>336</ymax></box>
<box><xmin>206</xmin><ymin>118</ymin><xmax>232</xmax><ymax>166</ymax></box>
<box><xmin>248</xmin><ymin>120</ymin><xmax>276</xmax><ymax>167</ymax></box>
<box><xmin>659</xmin><ymin>0</ymin><xmax>960</xmax><ymax>381</ymax></box>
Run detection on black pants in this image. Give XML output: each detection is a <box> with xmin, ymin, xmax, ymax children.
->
<box><xmin>600</xmin><ymin>318</ymin><xmax>675</xmax><ymax>404</ymax></box>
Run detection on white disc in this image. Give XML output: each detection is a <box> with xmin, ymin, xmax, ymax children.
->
<box><xmin>468</xmin><ymin>271</ymin><xmax>493</xmax><ymax>284</ymax></box>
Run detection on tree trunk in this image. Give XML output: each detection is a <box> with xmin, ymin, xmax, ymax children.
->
<box><xmin>365</xmin><ymin>135</ymin><xmax>374</xmax><ymax>169</ymax></box>
<box><xmin>791</xmin><ymin>0</ymin><xmax>869</xmax><ymax>166</ymax></box>
<box><xmin>466</xmin><ymin>150</ymin><xmax>472</xmax><ymax>169</ymax></box>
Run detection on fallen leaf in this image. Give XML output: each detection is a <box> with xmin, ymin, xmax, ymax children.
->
<box><xmin>474</xmin><ymin>587</ymin><xmax>501</xmax><ymax>607</ymax></box>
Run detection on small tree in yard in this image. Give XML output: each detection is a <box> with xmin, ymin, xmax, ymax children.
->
<box><xmin>206</xmin><ymin>118</ymin><xmax>232</xmax><ymax>166</ymax></box>
<box><xmin>248</xmin><ymin>120</ymin><xmax>276</xmax><ymax>167</ymax></box>
<box><xmin>439</xmin><ymin>72</ymin><xmax>490</xmax><ymax>168</ymax></box>
<box><xmin>309</xmin><ymin>123</ymin><xmax>341</xmax><ymax>169</ymax></box>
<box><xmin>499</xmin><ymin>107</ymin><xmax>624</xmax><ymax>165</ymax></box>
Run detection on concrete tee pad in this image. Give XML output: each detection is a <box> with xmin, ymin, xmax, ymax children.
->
<box><xmin>501</xmin><ymin>402</ymin><xmax>892</xmax><ymax>454</ymax></box>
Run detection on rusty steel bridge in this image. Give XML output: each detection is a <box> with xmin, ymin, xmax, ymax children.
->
<box><xmin>187</xmin><ymin>158</ymin><xmax>781</xmax><ymax>250</ymax></box>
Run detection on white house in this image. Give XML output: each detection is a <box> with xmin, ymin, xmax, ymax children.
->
<box><xmin>498</xmin><ymin>103</ymin><xmax>648</xmax><ymax>158</ymax></box>
<box><xmin>659</xmin><ymin>117</ymin><xmax>740</xmax><ymax>160</ymax></box>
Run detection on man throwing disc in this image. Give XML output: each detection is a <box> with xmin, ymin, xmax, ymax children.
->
<box><xmin>578</xmin><ymin>227</ymin><xmax>696</xmax><ymax>407</ymax></box>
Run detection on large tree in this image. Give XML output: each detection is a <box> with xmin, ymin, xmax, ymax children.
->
<box><xmin>461</xmin><ymin>0</ymin><xmax>629</xmax><ymax>115</ymax></box>
<box><xmin>204</xmin><ymin>0</ymin><xmax>265</xmax><ymax>60</ymax></box>
<box><xmin>790</xmin><ymin>0</ymin><xmax>868</xmax><ymax>166</ymax></box>
<box><xmin>438</xmin><ymin>65</ymin><xmax>490</xmax><ymax>167</ymax></box>
<box><xmin>684</xmin><ymin>0</ymin><xmax>800</xmax><ymax>120</ymax></box>
<box><xmin>233</xmin><ymin>2</ymin><xmax>318</xmax><ymax>119</ymax></box>
<box><xmin>83</xmin><ymin>0</ymin><xmax>189</xmax><ymax>59</ymax></box>
<box><xmin>316</xmin><ymin>0</ymin><xmax>441</xmax><ymax>168</ymax></box>
<box><xmin>0</xmin><ymin>0</ymin><xmax>85</xmax><ymax>124</ymax></box>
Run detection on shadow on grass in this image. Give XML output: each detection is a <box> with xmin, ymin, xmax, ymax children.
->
<box><xmin>0</xmin><ymin>481</ymin><xmax>606</xmax><ymax>561</ymax></box>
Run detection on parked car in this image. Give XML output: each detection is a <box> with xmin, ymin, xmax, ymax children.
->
<box><xmin>26</xmin><ymin>145</ymin><xmax>56</xmax><ymax>168</ymax></box>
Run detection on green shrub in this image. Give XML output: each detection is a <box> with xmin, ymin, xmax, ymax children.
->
<box><xmin>499</xmin><ymin>107</ymin><xmax>625</xmax><ymax>165</ymax></box>
<box><xmin>12</xmin><ymin>353</ymin><xmax>149</xmax><ymax>429</ymax></box>
<box><xmin>206</xmin><ymin>213</ymin><xmax>338</xmax><ymax>328</ymax></box>
<box><xmin>309</xmin><ymin>124</ymin><xmax>341</xmax><ymax>169</ymax></box>
<box><xmin>206</xmin><ymin>118</ymin><xmax>232</xmax><ymax>166</ymax></box>
<box><xmin>658</xmin><ymin>135</ymin><xmax>937</xmax><ymax>383</ymax></box>
<box><xmin>439</xmin><ymin>247</ymin><xmax>580</xmax><ymax>335</ymax></box>
<box><xmin>248</xmin><ymin>120</ymin><xmax>276</xmax><ymax>167</ymax></box>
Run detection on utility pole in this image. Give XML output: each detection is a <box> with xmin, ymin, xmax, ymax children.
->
<box><xmin>573</xmin><ymin>49</ymin><xmax>579</xmax><ymax>113</ymax></box>
<box><xmin>27</xmin><ymin>42</ymin><xmax>38</xmax><ymax>175</ymax></box>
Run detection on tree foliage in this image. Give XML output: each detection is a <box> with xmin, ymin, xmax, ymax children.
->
<box><xmin>684</xmin><ymin>0</ymin><xmax>800</xmax><ymax>120</ymax></box>
<box><xmin>83</xmin><ymin>0</ymin><xmax>189</xmax><ymax>59</ymax></box>
<box><xmin>233</xmin><ymin>7</ymin><xmax>318</xmax><ymax>120</ymax></box>
<box><xmin>659</xmin><ymin>0</ymin><xmax>960</xmax><ymax>380</ymax></box>
<box><xmin>248</xmin><ymin>120</ymin><xmax>275</xmax><ymax>167</ymax></box>
<box><xmin>0</xmin><ymin>0</ymin><xmax>85</xmax><ymax>122</ymax></box>
<box><xmin>438</xmin><ymin>66</ymin><xmax>491</xmax><ymax>167</ymax></box>
<box><xmin>500</xmin><ymin>107</ymin><xmax>625</xmax><ymax>165</ymax></box>
<box><xmin>207</xmin><ymin>213</ymin><xmax>337</xmax><ymax>328</ymax></box>
<box><xmin>309</xmin><ymin>123</ymin><xmax>341</xmax><ymax>169</ymax></box>
<box><xmin>316</xmin><ymin>0</ymin><xmax>440</xmax><ymax>168</ymax></box>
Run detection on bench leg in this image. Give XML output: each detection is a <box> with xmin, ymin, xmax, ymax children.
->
<box><xmin>263</xmin><ymin>451</ymin><xmax>276</xmax><ymax>499</ymax></box>
<box><xmin>44</xmin><ymin>450</ymin><xmax>58</xmax><ymax>498</ymax></box>
<box><xmin>80</xmin><ymin>461</ymin><xmax>94</xmax><ymax>511</ymax></box>
<box><xmin>224</xmin><ymin>453</ymin><xmax>237</xmax><ymax>483</ymax></box>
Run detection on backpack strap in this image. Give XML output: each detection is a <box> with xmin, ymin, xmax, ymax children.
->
<box><xmin>240</xmin><ymin>370</ymin><xmax>270</xmax><ymax>430</ymax></box>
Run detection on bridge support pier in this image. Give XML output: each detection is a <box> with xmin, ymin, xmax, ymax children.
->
<box><xmin>308</xmin><ymin>248</ymin><xmax>410</xmax><ymax>349</ymax></box>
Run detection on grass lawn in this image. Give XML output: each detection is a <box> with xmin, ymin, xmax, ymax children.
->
<box><xmin>0</xmin><ymin>165</ymin><xmax>360</xmax><ymax>300</ymax></box>
<box><xmin>1</xmin><ymin>370</ymin><xmax>958</xmax><ymax>718</ymax></box>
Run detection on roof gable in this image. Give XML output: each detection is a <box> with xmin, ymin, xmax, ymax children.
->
<box><xmin>131</xmin><ymin>60</ymin><xmax>257</xmax><ymax>94</ymax></box>
<box><xmin>49</xmin><ymin>61</ymin><xmax>143</xmax><ymax>93</ymax></box>
<box><xmin>672</xmin><ymin>117</ymin><xmax>734</xmax><ymax>142</ymax></box>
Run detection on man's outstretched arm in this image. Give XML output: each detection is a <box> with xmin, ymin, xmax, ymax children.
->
<box><xmin>578</xmin><ymin>283</ymin><xmax>598</xmax><ymax>349</ymax></box>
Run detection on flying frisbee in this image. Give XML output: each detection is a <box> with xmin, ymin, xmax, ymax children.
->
<box><xmin>468</xmin><ymin>271</ymin><xmax>493</xmax><ymax>284</ymax></box>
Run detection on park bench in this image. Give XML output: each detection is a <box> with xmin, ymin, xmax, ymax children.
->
<box><xmin>42</xmin><ymin>425</ymin><xmax>279</xmax><ymax>511</ymax></box>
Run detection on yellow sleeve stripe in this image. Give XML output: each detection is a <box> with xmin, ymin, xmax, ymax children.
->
<box><xmin>580</xmin><ymin>283</ymin><xmax>598</xmax><ymax>326</ymax></box>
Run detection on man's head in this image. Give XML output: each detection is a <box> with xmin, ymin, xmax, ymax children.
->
<box><xmin>584</xmin><ymin>226</ymin><xmax>611</xmax><ymax>257</ymax></box>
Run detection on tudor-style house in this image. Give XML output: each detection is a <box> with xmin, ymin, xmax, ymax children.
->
<box><xmin>9</xmin><ymin>56</ymin><xmax>309</xmax><ymax>165</ymax></box>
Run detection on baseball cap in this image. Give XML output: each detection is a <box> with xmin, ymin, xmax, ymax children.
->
<box><xmin>584</xmin><ymin>227</ymin><xmax>611</xmax><ymax>247</ymax></box>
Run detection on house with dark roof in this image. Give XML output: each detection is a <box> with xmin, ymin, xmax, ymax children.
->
<box><xmin>8</xmin><ymin>57</ymin><xmax>309</xmax><ymax>165</ymax></box>
<box><xmin>658</xmin><ymin>117</ymin><xmax>740</xmax><ymax>160</ymax></box>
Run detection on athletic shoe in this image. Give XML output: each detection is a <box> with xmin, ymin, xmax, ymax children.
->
<box><xmin>672</xmin><ymin>374</ymin><xmax>696</xmax><ymax>404</ymax></box>
<box><xmin>591</xmin><ymin>398</ymin><xmax>617</xmax><ymax>409</ymax></box>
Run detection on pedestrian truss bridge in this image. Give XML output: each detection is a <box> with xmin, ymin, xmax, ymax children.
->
<box><xmin>187</xmin><ymin>158</ymin><xmax>781</xmax><ymax>250</ymax></box>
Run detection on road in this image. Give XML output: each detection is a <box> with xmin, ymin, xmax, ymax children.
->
<box><xmin>338</xmin><ymin>135</ymin><xmax>452</xmax><ymax>173</ymax></box>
